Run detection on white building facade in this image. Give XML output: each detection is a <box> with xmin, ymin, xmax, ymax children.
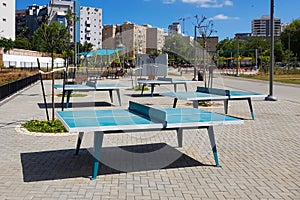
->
<box><xmin>0</xmin><ymin>0</ymin><xmax>15</xmax><ymax>40</ymax></box>
<box><xmin>168</xmin><ymin>22</ymin><xmax>181</xmax><ymax>36</ymax></box>
<box><xmin>80</xmin><ymin>6</ymin><xmax>102</xmax><ymax>50</ymax></box>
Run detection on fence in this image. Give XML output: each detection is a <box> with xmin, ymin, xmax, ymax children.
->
<box><xmin>0</xmin><ymin>74</ymin><xmax>40</xmax><ymax>102</ymax></box>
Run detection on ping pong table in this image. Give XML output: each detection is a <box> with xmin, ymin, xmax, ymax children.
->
<box><xmin>56</xmin><ymin>101</ymin><xmax>243</xmax><ymax>180</ymax></box>
<box><xmin>161</xmin><ymin>87</ymin><xmax>267</xmax><ymax>120</ymax></box>
<box><xmin>55</xmin><ymin>81</ymin><xmax>130</xmax><ymax>109</ymax></box>
<box><xmin>137</xmin><ymin>77</ymin><xmax>189</xmax><ymax>96</ymax></box>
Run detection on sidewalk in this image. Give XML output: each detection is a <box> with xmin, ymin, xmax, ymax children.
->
<box><xmin>0</xmin><ymin>74</ymin><xmax>299</xmax><ymax>199</ymax></box>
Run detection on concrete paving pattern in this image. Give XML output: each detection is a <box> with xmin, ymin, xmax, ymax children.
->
<box><xmin>0</xmin><ymin>71</ymin><xmax>299</xmax><ymax>199</ymax></box>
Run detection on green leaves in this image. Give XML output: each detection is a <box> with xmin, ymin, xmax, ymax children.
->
<box><xmin>0</xmin><ymin>37</ymin><xmax>14</xmax><ymax>52</ymax></box>
<box><xmin>30</xmin><ymin>22</ymin><xmax>70</xmax><ymax>55</ymax></box>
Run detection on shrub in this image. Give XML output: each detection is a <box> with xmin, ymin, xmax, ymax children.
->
<box><xmin>22</xmin><ymin>119</ymin><xmax>67</xmax><ymax>133</ymax></box>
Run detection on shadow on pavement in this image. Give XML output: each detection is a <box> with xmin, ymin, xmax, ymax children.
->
<box><xmin>21</xmin><ymin>143</ymin><xmax>212</xmax><ymax>182</ymax></box>
<box><xmin>37</xmin><ymin>101</ymin><xmax>113</xmax><ymax>109</ymax></box>
<box><xmin>127</xmin><ymin>93</ymin><xmax>161</xmax><ymax>97</ymax></box>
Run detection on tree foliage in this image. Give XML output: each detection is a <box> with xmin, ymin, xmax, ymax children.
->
<box><xmin>163</xmin><ymin>35</ymin><xmax>193</xmax><ymax>65</ymax></box>
<box><xmin>31</xmin><ymin>22</ymin><xmax>70</xmax><ymax>59</ymax></box>
<box><xmin>281</xmin><ymin>19</ymin><xmax>300</xmax><ymax>60</ymax></box>
<box><xmin>0</xmin><ymin>37</ymin><xmax>14</xmax><ymax>52</ymax></box>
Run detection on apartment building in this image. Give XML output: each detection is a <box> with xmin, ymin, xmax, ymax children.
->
<box><xmin>168</xmin><ymin>22</ymin><xmax>181</xmax><ymax>36</ymax></box>
<box><xmin>26</xmin><ymin>5</ymin><xmax>46</xmax><ymax>36</ymax></box>
<box><xmin>80</xmin><ymin>6</ymin><xmax>102</xmax><ymax>50</ymax></box>
<box><xmin>47</xmin><ymin>0</ymin><xmax>80</xmax><ymax>43</ymax></box>
<box><xmin>252</xmin><ymin>15</ymin><xmax>281</xmax><ymax>37</ymax></box>
<box><xmin>103</xmin><ymin>22</ymin><xmax>148</xmax><ymax>57</ymax></box>
<box><xmin>122</xmin><ymin>21</ymin><xmax>147</xmax><ymax>56</ymax></box>
<box><xmin>0</xmin><ymin>0</ymin><xmax>15</xmax><ymax>40</ymax></box>
<box><xmin>146</xmin><ymin>27</ymin><xmax>165</xmax><ymax>53</ymax></box>
<box><xmin>102</xmin><ymin>24</ymin><xmax>120</xmax><ymax>49</ymax></box>
<box><xmin>17</xmin><ymin>0</ymin><xmax>104</xmax><ymax>49</ymax></box>
<box><xmin>15</xmin><ymin>9</ymin><xmax>26</xmax><ymax>37</ymax></box>
<box><xmin>234</xmin><ymin>33</ymin><xmax>252</xmax><ymax>40</ymax></box>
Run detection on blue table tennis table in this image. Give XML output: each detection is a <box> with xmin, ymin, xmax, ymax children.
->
<box><xmin>161</xmin><ymin>87</ymin><xmax>267</xmax><ymax>120</ymax></box>
<box><xmin>137</xmin><ymin>77</ymin><xmax>189</xmax><ymax>96</ymax></box>
<box><xmin>55</xmin><ymin>81</ymin><xmax>130</xmax><ymax>109</ymax></box>
<box><xmin>56</xmin><ymin>101</ymin><xmax>243</xmax><ymax>180</ymax></box>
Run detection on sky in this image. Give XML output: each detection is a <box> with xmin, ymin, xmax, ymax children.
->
<box><xmin>16</xmin><ymin>0</ymin><xmax>300</xmax><ymax>40</ymax></box>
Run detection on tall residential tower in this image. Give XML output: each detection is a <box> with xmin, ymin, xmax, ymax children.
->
<box><xmin>0</xmin><ymin>0</ymin><xmax>15</xmax><ymax>40</ymax></box>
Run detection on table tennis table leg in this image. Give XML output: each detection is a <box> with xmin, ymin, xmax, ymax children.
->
<box><xmin>108</xmin><ymin>90</ymin><xmax>113</xmax><ymax>103</ymax></box>
<box><xmin>116</xmin><ymin>89</ymin><xmax>122</xmax><ymax>106</ymax></box>
<box><xmin>61</xmin><ymin>89</ymin><xmax>66</xmax><ymax>111</ymax></box>
<box><xmin>173</xmin><ymin>84</ymin><xmax>177</xmax><ymax>92</ymax></box>
<box><xmin>150</xmin><ymin>84</ymin><xmax>155</xmax><ymax>97</ymax></box>
<box><xmin>75</xmin><ymin>132</ymin><xmax>84</xmax><ymax>155</ymax></box>
<box><xmin>184</xmin><ymin>83</ymin><xmax>187</xmax><ymax>92</ymax></box>
<box><xmin>91</xmin><ymin>131</ymin><xmax>104</xmax><ymax>180</ymax></box>
<box><xmin>177</xmin><ymin>128</ymin><xmax>183</xmax><ymax>147</ymax></box>
<box><xmin>66</xmin><ymin>91</ymin><xmax>72</xmax><ymax>109</ymax></box>
<box><xmin>247</xmin><ymin>98</ymin><xmax>254</xmax><ymax>120</ymax></box>
<box><xmin>141</xmin><ymin>84</ymin><xmax>145</xmax><ymax>96</ymax></box>
<box><xmin>207</xmin><ymin>126</ymin><xmax>220</xmax><ymax>167</ymax></box>
<box><xmin>173</xmin><ymin>98</ymin><xmax>178</xmax><ymax>108</ymax></box>
<box><xmin>224</xmin><ymin>99</ymin><xmax>229</xmax><ymax>115</ymax></box>
<box><xmin>193</xmin><ymin>100</ymin><xmax>199</xmax><ymax>109</ymax></box>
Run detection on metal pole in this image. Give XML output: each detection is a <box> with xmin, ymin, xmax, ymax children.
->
<box><xmin>192</xmin><ymin>26</ymin><xmax>197</xmax><ymax>81</ymax></box>
<box><xmin>255</xmin><ymin>49</ymin><xmax>258</xmax><ymax>69</ymax></box>
<box><xmin>265</xmin><ymin>0</ymin><xmax>277</xmax><ymax>101</ymax></box>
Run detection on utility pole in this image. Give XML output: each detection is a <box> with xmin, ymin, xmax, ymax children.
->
<box><xmin>73</xmin><ymin>1</ymin><xmax>77</xmax><ymax>68</ymax></box>
<box><xmin>178</xmin><ymin>16</ymin><xmax>191</xmax><ymax>34</ymax></box>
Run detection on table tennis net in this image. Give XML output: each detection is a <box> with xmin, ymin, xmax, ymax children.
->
<box><xmin>197</xmin><ymin>87</ymin><xmax>230</xmax><ymax>96</ymax></box>
<box><xmin>128</xmin><ymin>101</ymin><xmax>167</xmax><ymax>126</ymax></box>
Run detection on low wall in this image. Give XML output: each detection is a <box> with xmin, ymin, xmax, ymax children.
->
<box><xmin>0</xmin><ymin>48</ymin><xmax>65</xmax><ymax>68</ymax></box>
<box><xmin>2</xmin><ymin>54</ymin><xmax>65</xmax><ymax>68</ymax></box>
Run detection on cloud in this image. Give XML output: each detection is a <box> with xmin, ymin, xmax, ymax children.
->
<box><xmin>162</xmin><ymin>0</ymin><xmax>176</xmax><ymax>4</ymax></box>
<box><xmin>181</xmin><ymin>0</ymin><xmax>234</xmax><ymax>8</ymax></box>
<box><xmin>223</xmin><ymin>0</ymin><xmax>233</xmax><ymax>6</ymax></box>
<box><xmin>211</xmin><ymin>14</ymin><xmax>239</xmax><ymax>20</ymax></box>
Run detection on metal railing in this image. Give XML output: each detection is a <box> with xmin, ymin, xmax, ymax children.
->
<box><xmin>0</xmin><ymin>74</ymin><xmax>39</xmax><ymax>101</ymax></box>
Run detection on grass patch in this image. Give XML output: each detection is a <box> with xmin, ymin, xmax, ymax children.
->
<box><xmin>238</xmin><ymin>74</ymin><xmax>300</xmax><ymax>85</ymax></box>
<box><xmin>126</xmin><ymin>87</ymin><xmax>149</xmax><ymax>91</ymax></box>
<box><xmin>226</xmin><ymin>69</ymin><xmax>300</xmax><ymax>85</ymax></box>
<box><xmin>22</xmin><ymin>119</ymin><xmax>67</xmax><ymax>133</ymax></box>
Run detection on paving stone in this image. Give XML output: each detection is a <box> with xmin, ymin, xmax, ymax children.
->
<box><xmin>0</xmin><ymin>75</ymin><xmax>299</xmax><ymax>199</ymax></box>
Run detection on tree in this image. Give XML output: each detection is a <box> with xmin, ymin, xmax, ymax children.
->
<box><xmin>0</xmin><ymin>37</ymin><xmax>14</xmax><ymax>52</ymax></box>
<box><xmin>163</xmin><ymin>35</ymin><xmax>192</xmax><ymax>67</ymax></box>
<box><xmin>33</xmin><ymin>22</ymin><xmax>70</xmax><ymax>121</ymax></box>
<box><xmin>194</xmin><ymin>15</ymin><xmax>216</xmax><ymax>86</ymax></box>
<box><xmin>78</xmin><ymin>42</ymin><xmax>93</xmax><ymax>53</ymax></box>
<box><xmin>14</xmin><ymin>38</ymin><xmax>30</xmax><ymax>49</ymax></box>
<box><xmin>281</xmin><ymin>19</ymin><xmax>300</xmax><ymax>60</ymax></box>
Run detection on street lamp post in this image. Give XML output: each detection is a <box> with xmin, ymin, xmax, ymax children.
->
<box><xmin>265</xmin><ymin>0</ymin><xmax>277</xmax><ymax>101</ymax></box>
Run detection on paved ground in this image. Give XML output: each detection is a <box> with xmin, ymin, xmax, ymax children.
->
<box><xmin>0</xmin><ymin>71</ymin><xmax>299</xmax><ymax>200</ymax></box>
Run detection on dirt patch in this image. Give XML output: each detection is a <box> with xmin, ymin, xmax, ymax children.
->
<box><xmin>0</xmin><ymin>68</ymin><xmax>38</xmax><ymax>85</ymax></box>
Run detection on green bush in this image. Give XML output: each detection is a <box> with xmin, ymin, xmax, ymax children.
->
<box><xmin>22</xmin><ymin>119</ymin><xmax>67</xmax><ymax>133</ymax></box>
